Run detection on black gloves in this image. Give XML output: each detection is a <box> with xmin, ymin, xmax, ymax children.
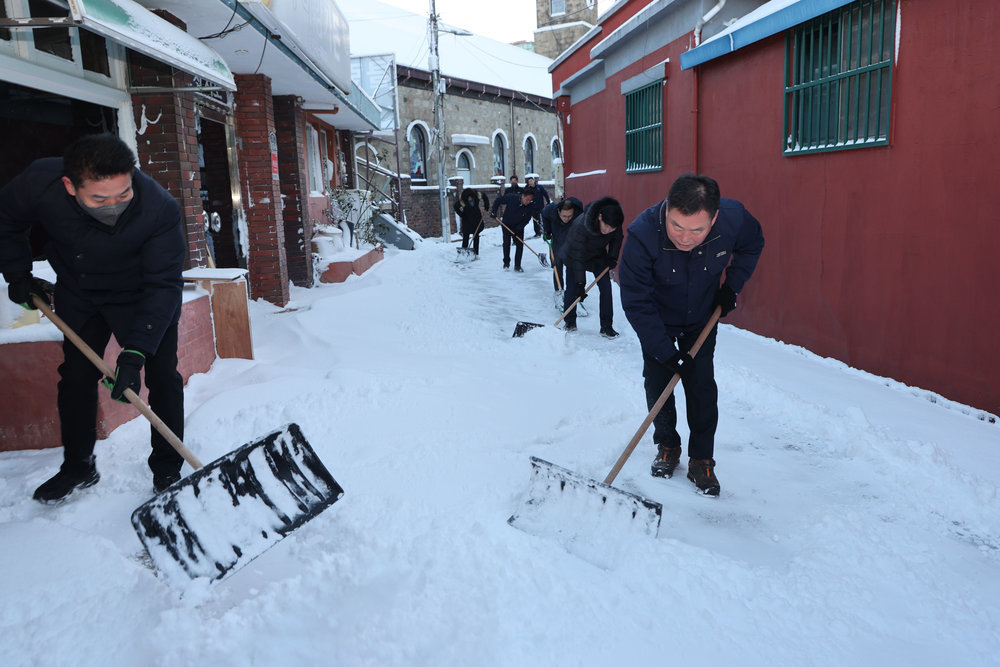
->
<box><xmin>714</xmin><ymin>284</ymin><xmax>738</xmax><ymax>317</ymax></box>
<box><xmin>575</xmin><ymin>283</ymin><xmax>587</xmax><ymax>302</ymax></box>
<box><xmin>665</xmin><ymin>350</ymin><xmax>694</xmax><ymax>379</ymax></box>
<box><xmin>607</xmin><ymin>258</ymin><xmax>618</xmax><ymax>270</ymax></box>
<box><xmin>6</xmin><ymin>273</ymin><xmax>54</xmax><ymax>310</ymax></box>
<box><xmin>543</xmin><ymin>233</ymin><xmax>552</xmax><ymax>242</ymax></box>
<box><xmin>102</xmin><ymin>349</ymin><xmax>145</xmax><ymax>403</ymax></box>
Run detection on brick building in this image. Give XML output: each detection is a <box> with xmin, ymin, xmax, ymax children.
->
<box><xmin>0</xmin><ymin>0</ymin><xmax>379</xmax><ymax>451</ymax></box>
<box><xmin>346</xmin><ymin>1</ymin><xmax>563</xmax><ymax>240</ymax></box>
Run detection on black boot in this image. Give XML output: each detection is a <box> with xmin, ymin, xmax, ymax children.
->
<box><xmin>600</xmin><ymin>326</ymin><xmax>619</xmax><ymax>339</ymax></box>
<box><xmin>687</xmin><ymin>458</ymin><xmax>721</xmax><ymax>496</ymax></box>
<box><xmin>33</xmin><ymin>457</ymin><xmax>100</xmax><ymax>504</ymax></box>
<box><xmin>651</xmin><ymin>445</ymin><xmax>681</xmax><ymax>478</ymax></box>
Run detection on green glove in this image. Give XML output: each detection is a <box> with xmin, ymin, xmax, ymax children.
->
<box><xmin>101</xmin><ymin>349</ymin><xmax>146</xmax><ymax>403</ymax></box>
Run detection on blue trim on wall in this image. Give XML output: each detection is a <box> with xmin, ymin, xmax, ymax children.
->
<box><xmin>679</xmin><ymin>0</ymin><xmax>855</xmax><ymax>69</ymax></box>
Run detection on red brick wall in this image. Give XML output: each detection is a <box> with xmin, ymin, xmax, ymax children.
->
<box><xmin>0</xmin><ymin>295</ymin><xmax>215</xmax><ymax>453</ymax></box>
<box><xmin>273</xmin><ymin>96</ymin><xmax>313</xmax><ymax>287</ymax></box>
<box><xmin>233</xmin><ymin>74</ymin><xmax>290</xmax><ymax>306</ymax></box>
<box><xmin>397</xmin><ymin>177</ymin><xmax>503</xmax><ymax>239</ymax></box>
<box><xmin>129</xmin><ymin>39</ymin><xmax>207</xmax><ymax>270</ymax></box>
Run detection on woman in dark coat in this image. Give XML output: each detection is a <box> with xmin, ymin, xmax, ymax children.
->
<box><xmin>454</xmin><ymin>188</ymin><xmax>487</xmax><ymax>257</ymax></box>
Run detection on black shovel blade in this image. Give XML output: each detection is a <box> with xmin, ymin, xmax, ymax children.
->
<box><xmin>513</xmin><ymin>321</ymin><xmax>545</xmax><ymax>337</ymax></box>
<box><xmin>131</xmin><ymin>423</ymin><xmax>343</xmax><ymax>582</ymax></box>
<box><xmin>508</xmin><ymin>457</ymin><xmax>662</xmax><ymax>542</ymax></box>
<box><xmin>537</xmin><ymin>253</ymin><xmax>549</xmax><ymax>268</ymax></box>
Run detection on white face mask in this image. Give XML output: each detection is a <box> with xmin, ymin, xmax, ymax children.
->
<box><xmin>79</xmin><ymin>198</ymin><xmax>130</xmax><ymax>226</ymax></box>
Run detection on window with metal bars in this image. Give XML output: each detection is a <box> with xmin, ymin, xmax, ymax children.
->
<box><xmin>624</xmin><ymin>81</ymin><xmax>662</xmax><ymax>173</ymax></box>
<box><xmin>784</xmin><ymin>0</ymin><xmax>895</xmax><ymax>155</ymax></box>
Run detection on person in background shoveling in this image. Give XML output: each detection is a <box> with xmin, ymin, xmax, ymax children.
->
<box><xmin>541</xmin><ymin>196</ymin><xmax>584</xmax><ymax>308</ymax></box>
<box><xmin>454</xmin><ymin>188</ymin><xmax>487</xmax><ymax>258</ymax></box>
<box><xmin>524</xmin><ymin>174</ymin><xmax>551</xmax><ymax>238</ymax></box>
<box><xmin>490</xmin><ymin>187</ymin><xmax>535</xmax><ymax>272</ymax></box>
<box><xmin>559</xmin><ymin>196</ymin><xmax>624</xmax><ymax>337</ymax></box>
<box><xmin>0</xmin><ymin>133</ymin><xmax>186</xmax><ymax>503</ymax></box>
<box><xmin>618</xmin><ymin>174</ymin><xmax>764</xmax><ymax>496</ymax></box>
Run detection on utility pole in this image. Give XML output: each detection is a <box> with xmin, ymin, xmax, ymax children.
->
<box><xmin>429</xmin><ymin>0</ymin><xmax>450</xmax><ymax>240</ymax></box>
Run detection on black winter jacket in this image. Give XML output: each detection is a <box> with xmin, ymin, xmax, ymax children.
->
<box><xmin>618</xmin><ymin>197</ymin><xmax>764</xmax><ymax>362</ymax></box>
<box><xmin>490</xmin><ymin>192</ymin><xmax>535</xmax><ymax>232</ymax></box>
<box><xmin>541</xmin><ymin>196</ymin><xmax>583</xmax><ymax>256</ymax></box>
<box><xmin>0</xmin><ymin>158</ymin><xmax>186</xmax><ymax>355</ymax></box>
<box><xmin>454</xmin><ymin>188</ymin><xmax>486</xmax><ymax>235</ymax></box>
<box><xmin>559</xmin><ymin>196</ymin><xmax>624</xmax><ymax>286</ymax></box>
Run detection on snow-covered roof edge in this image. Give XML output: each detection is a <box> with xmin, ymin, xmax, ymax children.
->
<box><xmin>679</xmin><ymin>0</ymin><xmax>854</xmax><ymax>69</ymax></box>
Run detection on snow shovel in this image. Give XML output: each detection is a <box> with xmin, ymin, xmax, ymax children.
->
<box><xmin>33</xmin><ymin>296</ymin><xmax>344</xmax><ymax>582</ymax></box>
<box><xmin>508</xmin><ymin>307</ymin><xmax>722</xmax><ymax>541</ymax></box>
<box><xmin>455</xmin><ymin>219</ymin><xmax>483</xmax><ymax>262</ymax></box>
<box><xmin>512</xmin><ymin>266</ymin><xmax>610</xmax><ymax>337</ymax></box>
<box><xmin>491</xmin><ymin>214</ymin><xmax>548</xmax><ymax>267</ymax></box>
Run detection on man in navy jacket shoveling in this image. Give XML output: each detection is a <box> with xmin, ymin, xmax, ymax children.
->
<box><xmin>0</xmin><ymin>133</ymin><xmax>186</xmax><ymax>503</ymax></box>
<box><xmin>618</xmin><ymin>174</ymin><xmax>764</xmax><ymax>496</ymax></box>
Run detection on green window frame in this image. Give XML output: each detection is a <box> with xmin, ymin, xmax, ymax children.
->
<box><xmin>783</xmin><ymin>0</ymin><xmax>895</xmax><ymax>155</ymax></box>
<box><xmin>624</xmin><ymin>81</ymin><xmax>662</xmax><ymax>173</ymax></box>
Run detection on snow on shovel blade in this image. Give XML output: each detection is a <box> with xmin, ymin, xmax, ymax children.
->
<box><xmin>513</xmin><ymin>321</ymin><xmax>544</xmax><ymax>337</ymax></box>
<box><xmin>131</xmin><ymin>423</ymin><xmax>343</xmax><ymax>582</ymax></box>
<box><xmin>508</xmin><ymin>457</ymin><xmax>661</xmax><ymax>566</ymax></box>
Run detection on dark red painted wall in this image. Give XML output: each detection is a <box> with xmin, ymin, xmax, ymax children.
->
<box><xmin>553</xmin><ymin>0</ymin><xmax>1000</xmax><ymax>413</ymax></box>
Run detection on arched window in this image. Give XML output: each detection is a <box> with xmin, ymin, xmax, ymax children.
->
<box><xmin>409</xmin><ymin>125</ymin><xmax>427</xmax><ymax>181</ymax></box>
<box><xmin>551</xmin><ymin>138</ymin><xmax>562</xmax><ymax>161</ymax></box>
<box><xmin>456</xmin><ymin>151</ymin><xmax>473</xmax><ymax>185</ymax></box>
<box><xmin>523</xmin><ymin>136</ymin><xmax>535</xmax><ymax>176</ymax></box>
<box><xmin>493</xmin><ymin>134</ymin><xmax>505</xmax><ymax>176</ymax></box>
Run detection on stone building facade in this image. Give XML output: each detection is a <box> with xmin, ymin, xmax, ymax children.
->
<box><xmin>391</xmin><ymin>65</ymin><xmax>563</xmax><ymax>239</ymax></box>
<box><xmin>533</xmin><ymin>0</ymin><xmax>598</xmax><ymax>60</ymax></box>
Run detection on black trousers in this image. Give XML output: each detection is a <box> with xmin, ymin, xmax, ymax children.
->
<box><xmin>57</xmin><ymin>313</ymin><xmax>184</xmax><ymax>475</ymax></box>
<box><xmin>501</xmin><ymin>224</ymin><xmax>526</xmax><ymax>268</ymax></box>
<box><xmin>461</xmin><ymin>229</ymin><xmax>480</xmax><ymax>255</ymax></box>
<box><xmin>642</xmin><ymin>324</ymin><xmax>719</xmax><ymax>460</ymax></box>
<box><xmin>563</xmin><ymin>268</ymin><xmax>613</xmax><ymax>328</ymax></box>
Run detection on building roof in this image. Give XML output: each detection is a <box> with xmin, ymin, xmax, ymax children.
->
<box><xmin>680</xmin><ymin>0</ymin><xmax>856</xmax><ymax>69</ymax></box>
<box><xmin>342</xmin><ymin>1</ymin><xmax>555</xmax><ymax>99</ymax></box>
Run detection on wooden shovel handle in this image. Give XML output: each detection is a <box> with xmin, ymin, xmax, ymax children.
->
<box><xmin>553</xmin><ymin>266</ymin><xmax>610</xmax><ymax>327</ymax></box>
<box><xmin>33</xmin><ymin>296</ymin><xmax>204</xmax><ymax>470</ymax></box>
<box><xmin>491</xmin><ymin>214</ymin><xmax>544</xmax><ymax>260</ymax></box>
<box><xmin>603</xmin><ymin>306</ymin><xmax>722</xmax><ymax>485</ymax></box>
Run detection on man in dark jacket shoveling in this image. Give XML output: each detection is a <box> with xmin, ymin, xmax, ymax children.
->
<box><xmin>0</xmin><ymin>133</ymin><xmax>187</xmax><ymax>503</ymax></box>
<box><xmin>490</xmin><ymin>188</ymin><xmax>535</xmax><ymax>272</ymax></box>
<box><xmin>559</xmin><ymin>196</ymin><xmax>624</xmax><ymax>338</ymax></box>
<box><xmin>618</xmin><ymin>174</ymin><xmax>764</xmax><ymax>496</ymax></box>
<box><xmin>541</xmin><ymin>196</ymin><xmax>584</xmax><ymax>308</ymax></box>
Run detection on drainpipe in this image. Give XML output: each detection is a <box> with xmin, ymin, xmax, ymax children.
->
<box><xmin>694</xmin><ymin>0</ymin><xmax>726</xmax><ymax>46</ymax></box>
<box><xmin>692</xmin><ymin>0</ymin><xmax>726</xmax><ymax>173</ymax></box>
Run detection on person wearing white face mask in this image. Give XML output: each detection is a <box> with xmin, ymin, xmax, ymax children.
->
<box><xmin>0</xmin><ymin>133</ymin><xmax>187</xmax><ymax>503</ymax></box>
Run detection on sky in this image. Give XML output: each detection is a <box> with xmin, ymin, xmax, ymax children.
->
<box><xmin>1</xmin><ymin>224</ymin><xmax>999</xmax><ymax>664</ymax></box>
<box><xmin>376</xmin><ymin>0</ymin><xmax>611</xmax><ymax>44</ymax></box>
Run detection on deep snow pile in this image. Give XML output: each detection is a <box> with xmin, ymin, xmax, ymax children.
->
<box><xmin>1</xmin><ymin>227</ymin><xmax>998</xmax><ymax>666</ymax></box>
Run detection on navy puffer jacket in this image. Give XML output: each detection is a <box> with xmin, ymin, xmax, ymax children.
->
<box><xmin>618</xmin><ymin>197</ymin><xmax>764</xmax><ymax>362</ymax></box>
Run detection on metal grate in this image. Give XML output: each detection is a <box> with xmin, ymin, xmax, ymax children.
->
<box><xmin>783</xmin><ymin>0</ymin><xmax>895</xmax><ymax>155</ymax></box>
<box><xmin>625</xmin><ymin>81</ymin><xmax>663</xmax><ymax>172</ymax></box>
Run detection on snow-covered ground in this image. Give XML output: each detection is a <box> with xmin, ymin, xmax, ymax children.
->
<box><xmin>1</xmin><ymin>227</ymin><xmax>998</xmax><ymax>665</ymax></box>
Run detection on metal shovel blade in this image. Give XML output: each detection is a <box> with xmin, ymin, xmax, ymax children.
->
<box><xmin>508</xmin><ymin>457</ymin><xmax>662</xmax><ymax>546</ymax></box>
<box><xmin>537</xmin><ymin>253</ymin><xmax>549</xmax><ymax>268</ymax></box>
<box><xmin>131</xmin><ymin>423</ymin><xmax>344</xmax><ymax>582</ymax></box>
<box><xmin>513</xmin><ymin>321</ymin><xmax>545</xmax><ymax>337</ymax></box>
